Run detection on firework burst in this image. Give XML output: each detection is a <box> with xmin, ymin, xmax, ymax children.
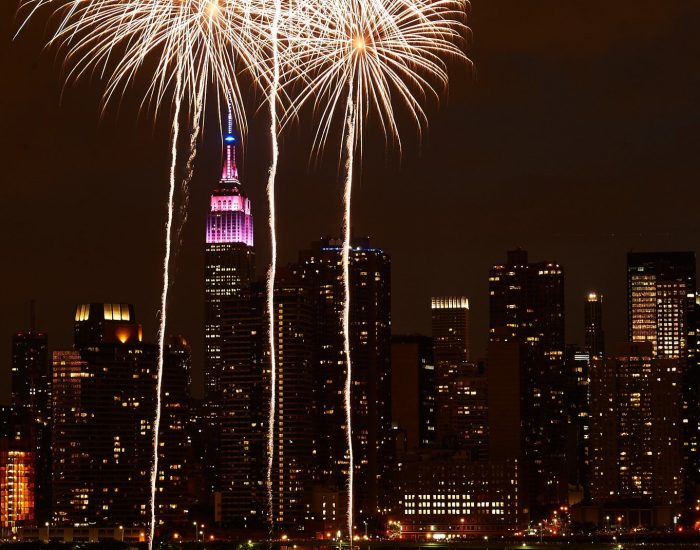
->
<box><xmin>17</xmin><ymin>1</ymin><xmax>273</xmax><ymax>546</ymax></box>
<box><xmin>280</xmin><ymin>0</ymin><xmax>468</xmax><ymax>539</ymax></box>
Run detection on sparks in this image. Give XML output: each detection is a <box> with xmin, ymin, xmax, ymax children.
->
<box><xmin>280</xmin><ymin>0</ymin><xmax>468</xmax><ymax>538</ymax></box>
<box><xmin>153</xmin><ymin>66</ymin><xmax>182</xmax><ymax>548</ymax></box>
<box><xmin>17</xmin><ymin>0</ymin><xmax>469</xmax><ymax>543</ymax></box>
<box><xmin>266</xmin><ymin>0</ymin><xmax>282</xmax><ymax>537</ymax></box>
<box><xmin>342</xmin><ymin>85</ymin><xmax>356</xmax><ymax>543</ymax></box>
<box><xmin>17</xmin><ymin>2</ymin><xmax>276</xmax><ymax>545</ymax></box>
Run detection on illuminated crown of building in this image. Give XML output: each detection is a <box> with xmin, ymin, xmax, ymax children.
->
<box><xmin>431</xmin><ymin>296</ymin><xmax>470</xmax><ymax>310</ymax></box>
<box><xmin>206</xmin><ymin>104</ymin><xmax>254</xmax><ymax>247</ymax></box>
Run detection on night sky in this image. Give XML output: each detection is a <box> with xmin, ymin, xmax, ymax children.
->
<box><xmin>2</xmin><ymin>0</ymin><xmax>700</xmax><ymax>399</ymax></box>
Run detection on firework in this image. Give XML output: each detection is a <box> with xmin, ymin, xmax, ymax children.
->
<box><xmin>17</xmin><ymin>1</ymin><xmax>273</xmax><ymax>546</ymax></box>
<box><xmin>19</xmin><ymin>0</ymin><xmax>271</xmax><ymax>127</ymax></box>
<box><xmin>280</xmin><ymin>0</ymin><xmax>468</xmax><ymax>538</ymax></box>
<box><xmin>265</xmin><ymin>0</ymin><xmax>282</xmax><ymax>536</ymax></box>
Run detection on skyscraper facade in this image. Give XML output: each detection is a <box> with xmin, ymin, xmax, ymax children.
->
<box><xmin>589</xmin><ymin>342</ymin><xmax>683</xmax><ymax>505</ymax></box>
<box><xmin>156</xmin><ymin>335</ymin><xmax>193</xmax><ymax>528</ymax></box>
<box><xmin>11</xmin><ymin>321</ymin><xmax>51</xmax><ymax>524</ymax></box>
<box><xmin>204</xmin><ymin>111</ymin><xmax>255</xmax><ymax>399</ymax></box>
<box><xmin>271</xmin><ymin>271</ymin><xmax>314</xmax><ymax>530</ymax></box>
<box><xmin>430</xmin><ymin>297</ymin><xmax>483</xmax><ymax>452</ymax></box>
<box><xmin>203</xmin><ymin>112</ymin><xmax>256</xmax><ymax>522</ymax></box>
<box><xmin>52</xmin><ymin>304</ymin><xmax>156</xmax><ymax>526</ymax></box>
<box><xmin>219</xmin><ymin>285</ymin><xmax>266</xmax><ymax>528</ymax></box>
<box><xmin>391</xmin><ymin>335</ymin><xmax>436</xmax><ymax>452</ymax></box>
<box><xmin>584</xmin><ymin>292</ymin><xmax>605</xmax><ymax>359</ymax></box>
<box><xmin>489</xmin><ymin>249</ymin><xmax>567</xmax><ymax>513</ymax></box>
<box><xmin>294</xmin><ymin>237</ymin><xmax>391</xmax><ymax>528</ymax></box>
<box><xmin>626</xmin><ymin>252</ymin><xmax>697</xmax><ymax>500</ymax></box>
<box><xmin>0</xmin><ymin>439</ymin><xmax>35</xmax><ymax>533</ymax></box>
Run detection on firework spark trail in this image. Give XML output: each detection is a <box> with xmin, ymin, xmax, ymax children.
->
<box><xmin>152</xmin><ymin>66</ymin><xmax>183</xmax><ymax>549</ymax></box>
<box><xmin>176</xmin><ymin>83</ymin><xmax>205</xmax><ymax>250</ymax></box>
<box><xmin>342</xmin><ymin>82</ymin><xmax>356</xmax><ymax>544</ymax></box>
<box><xmin>265</xmin><ymin>0</ymin><xmax>282</xmax><ymax>538</ymax></box>
<box><xmin>278</xmin><ymin>0</ymin><xmax>469</xmax><ymax>539</ymax></box>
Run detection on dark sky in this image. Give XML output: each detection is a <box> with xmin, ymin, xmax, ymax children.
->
<box><xmin>2</xmin><ymin>0</ymin><xmax>700</xmax><ymax>399</ymax></box>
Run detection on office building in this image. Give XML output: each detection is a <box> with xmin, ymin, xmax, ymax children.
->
<box><xmin>0</xmin><ymin>439</ymin><xmax>35</xmax><ymax>532</ymax></box>
<box><xmin>10</xmin><ymin>309</ymin><xmax>51</xmax><ymax>524</ymax></box>
<box><xmin>489</xmin><ymin>249</ymin><xmax>567</xmax><ymax>513</ymax></box>
<box><xmin>627</xmin><ymin>252</ymin><xmax>697</xmax><ymax>500</ymax></box>
<box><xmin>294</xmin><ymin>237</ymin><xmax>391</xmax><ymax>528</ymax></box>
<box><xmin>219</xmin><ymin>284</ymin><xmax>267</xmax><ymax>528</ymax></box>
<box><xmin>589</xmin><ymin>342</ymin><xmax>683</xmax><ymax>506</ymax></box>
<box><xmin>156</xmin><ymin>335</ymin><xmax>192</xmax><ymax>527</ymax></box>
<box><xmin>431</xmin><ymin>298</ymin><xmax>486</xmax><ymax>456</ymax></box>
<box><xmin>271</xmin><ymin>270</ymin><xmax>314</xmax><ymax>530</ymax></box>
<box><xmin>52</xmin><ymin>303</ymin><xmax>156</xmax><ymax>526</ymax></box>
<box><xmin>204</xmin><ymin>109</ymin><xmax>255</xmax><ymax>399</ymax></box>
<box><xmin>391</xmin><ymin>335</ymin><xmax>436</xmax><ymax>453</ymax></box>
<box><xmin>584</xmin><ymin>292</ymin><xmax>605</xmax><ymax>359</ymax></box>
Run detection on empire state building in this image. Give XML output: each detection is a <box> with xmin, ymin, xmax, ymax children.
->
<box><xmin>204</xmin><ymin>109</ymin><xmax>255</xmax><ymax>399</ymax></box>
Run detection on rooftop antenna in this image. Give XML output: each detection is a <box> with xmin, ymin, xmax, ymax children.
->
<box><xmin>30</xmin><ymin>299</ymin><xmax>36</xmax><ymax>333</ymax></box>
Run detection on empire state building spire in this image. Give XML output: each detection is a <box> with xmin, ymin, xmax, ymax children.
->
<box><xmin>206</xmin><ymin>108</ymin><xmax>253</xmax><ymax>247</ymax></box>
<box><xmin>221</xmin><ymin>104</ymin><xmax>239</xmax><ymax>182</ymax></box>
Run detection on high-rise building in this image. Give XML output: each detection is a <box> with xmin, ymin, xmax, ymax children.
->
<box><xmin>589</xmin><ymin>342</ymin><xmax>683</xmax><ymax>506</ymax></box>
<box><xmin>489</xmin><ymin>249</ymin><xmax>567</xmax><ymax>514</ymax></box>
<box><xmin>156</xmin><ymin>335</ymin><xmax>192</xmax><ymax>528</ymax></box>
<box><xmin>391</xmin><ymin>335</ymin><xmax>436</xmax><ymax>453</ymax></box>
<box><xmin>294</xmin><ymin>237</ymin><xmax>391</xmax><ymax>528</ymax></box>
<box><xmin>204</xmin><ymin>110</ymin><xmax>255</xmax><ymax>400</ymax></box>
<box><xmin>271</xmin><ymin>270</ymin><xmax>313</xmax><ymax>530</ymax></box>
<box><xmin>584</xmin><ymin>292</ymin><xmax>605</xmax><ymax>359</ymax></box>
<box><xmin>203</xmin><ymin>111</ymin><xmax>256</xmax><ymax>521</ymax></box>
<box><xmin>626</xmin><ymin>252</ymin><xmax>697</xmax><ymax>500</ymax></box>
<box><xmin>219</xmin><ymin>284</ymin><xmax>267</xmax><ymax>528</ymax></box>
<box><xmin>52</xmin><ymin>303</ymin><xmax>156</xmax><ymax>526</ymax></box>
<box><xmin>0</xmin><ymin>439</ymin><xmax>35</xmax><ymax>533</ymax></box>
<box><xmin>431</xmin><ymin>297</ymin><xmax>486</xmax><ymax>455</ymax></box>
<box><xmin>564</xmin><ymin>345</ymin><xmax>591</xmax><ymax>504</ymax></box>
<box><xmin>10</xmin><ymin>305</ymin><xmax>51</xmax><ymax>524</ymax></box>
<box><xmin>627</xmin><ymin>252</ymin><xmax>695</xmax><ymax>358</ymax></box>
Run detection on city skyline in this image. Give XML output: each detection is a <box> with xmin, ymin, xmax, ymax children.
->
<box><xmin>3</xmin><ymin>1</ymin><xmax>700</xmax><ymax>399</ymax></box>
<box><xmin>3</xmin><ymin>0</ymin><xmax>700</xmax><ymax>544</ymax></box>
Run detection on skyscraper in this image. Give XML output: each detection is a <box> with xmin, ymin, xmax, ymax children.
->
<box><xmin>391</xmin><ymin>335</ymin><xmax>436</xmax><ymax>452</ymax></box>
<box><xmin>0</xmin><ymin>439</ymin><xmax>35</xmax><ymax>533</ymax></box>
<box><xmin>294</xmin><ymin>237</ymin><xmax>391</xmax><ymax>528</ymax></box>
<box><xmin>203</xmin><ymin>111</ymin><xmax>256</xmax><ymax>520</ymax></box>
<box><xmin>10</xmin><ymin>304</ymin><xmax>51</xmax><ymax>524</ymax></box>
<box><xmin>219</xmin><ymin>284</ymin><xmax>267</xmax><ymax>528</ymax></box>
<box><xmin>52</xmin><ymin>304</ymin><xmax>156</xmax><ymax>526</ymax></box>
<box><xmin>156</xmin><ymin>335</ymin><xmax>192</xmax><ymax>528</ymax></box>
<box><xmin>204</xmin><ymin>109</ymin><xmax>255</xmax><ymax>399</ymax></box>
<box><xmin>431</xmin><ymin>297</ymin><xmax>487</xmax><ymax>457</ymax></box>
<box><xmin>589</xmin><ymin>342</ymin><xmax>683</xmax><ymax>506</ymax></box>
<box><xmin>628</xmin><ymin>252</ymin><xmax>695</xmax><ymax>358</ymax></box>
<box><xmin>489</xmin><ymin>249</ymin><xmax>567</xmax><ymax>513</ymax></box>
<box><xmin>271</xmin><ymin>270</ymin><xmax>313</xmax><ymax>530</ymax></box>
<box><xmin>626</xmin><ymin>252</ymin><xmax>697</xmax><ymax>500</ymax></box>
<box><xmin>584</xmin><ymin>292</ymin><xmax>605</xmax><ymax>358</ymax></box>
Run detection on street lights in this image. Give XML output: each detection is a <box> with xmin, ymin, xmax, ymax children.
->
<box><xmin>538</xmin><ymin>522</ymin><xmax>543</xmax><ymax>544</ymax></box>
<box><xmin>193</xmin><ymin>521</ymin><xmax>198</xmax><ymax>542</ymax></box>
<box><xmin>45</xmin><ymin>522</ymin><xmax>49</xmax><ymax>543</ymax></box>
<box><xmin>118</xmin><ymin>525</ymin><xmax>124</xmax><ymax>542</ymax></box>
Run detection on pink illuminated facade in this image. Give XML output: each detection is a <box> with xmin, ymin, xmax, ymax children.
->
<box><xmin>205</xmin><ymin>109</ymin><xmax>254</xmax><ymax>247</ymax></box>
<box><xmin>204</xmin><ymin>108</ymin><xmax>255</xmax><ymax>399</ymax></box>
